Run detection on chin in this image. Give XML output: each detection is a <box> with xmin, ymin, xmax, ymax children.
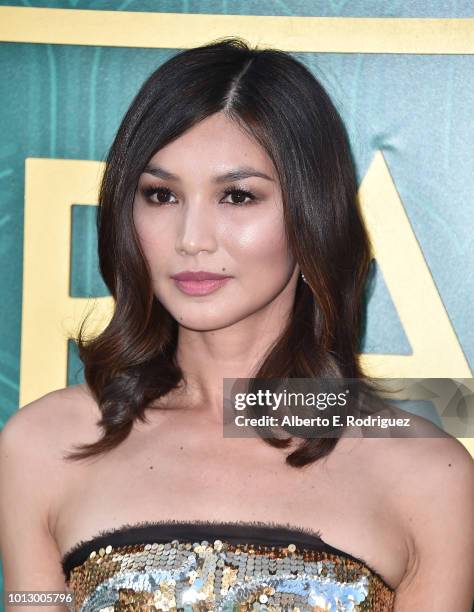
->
<box><xmin>173</xmin><ymin>315</ymin><xmax>236</xmax><ymax>333</ymax></box>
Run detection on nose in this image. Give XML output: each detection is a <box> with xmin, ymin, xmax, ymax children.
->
<box><xmin>175</xmin><ymin>198</ymin><xmax>218</xmax><ymax>256</ymax></box>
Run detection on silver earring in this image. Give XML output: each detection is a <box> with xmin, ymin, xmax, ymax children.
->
<box><xmin>301</xmin><ymin>272</ymin><xmax>307</xmax><ymax>284</ymax></box>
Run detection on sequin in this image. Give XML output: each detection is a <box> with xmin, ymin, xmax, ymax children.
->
<box><xmin>64</xmin><ymin>537</ymin><xmax>395</xmax><ymax>611</ymax></box>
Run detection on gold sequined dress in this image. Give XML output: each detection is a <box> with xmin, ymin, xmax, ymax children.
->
<box><xmin>61</xmin><ymin>520</ymin><xmax>395</xmax><ymax>611</ymax></box>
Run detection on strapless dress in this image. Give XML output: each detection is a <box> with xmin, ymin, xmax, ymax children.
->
<box><xmin>60</xmin><ymin>520</ymin><xmax>396</xmax><ymax>611</ymax></box>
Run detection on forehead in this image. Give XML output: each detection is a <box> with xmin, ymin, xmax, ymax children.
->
<box><xmin>146</xmin><ymin>112</ymin><xmax>277</xmax><ymax>180</ymax></box>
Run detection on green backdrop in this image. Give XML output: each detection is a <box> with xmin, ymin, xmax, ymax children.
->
<box><xmin>1</xmin><ymin>1</ymin><xmax>473</xmax><ymax>609</ymax></box>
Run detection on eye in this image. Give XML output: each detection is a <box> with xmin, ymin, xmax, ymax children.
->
<box><xmin>140</xmin><ymin>185</ymin><xmax>258</xmax><ymax>206</ymax></box>
<box><xmin>221</xmin><ymin>188</ymin><xmax>257</xmax><ymax>206</ymax></box>
<box><xmin>142</xmin><ymin>186</ymin><xmax>177</xmax><ymax>205</ymax></box>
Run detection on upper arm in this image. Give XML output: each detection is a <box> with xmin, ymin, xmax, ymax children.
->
<box><xmin>394</xmin><ymin>437</ymin><xmax>474</xmax><ymax>611</ymax></box>
<box><xmin>0</xmin><ymin>401</ymin><xmax>69</xmax><ymax>611</ymax></box>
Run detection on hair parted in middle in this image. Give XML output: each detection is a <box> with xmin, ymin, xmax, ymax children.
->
<box><xmin>66</xmin><ymin>36</ymin><xmax>374</xmax><ymax>467</ymax></box>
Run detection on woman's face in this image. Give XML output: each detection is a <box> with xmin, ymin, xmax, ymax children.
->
<box><xmin>133</xmin><ymin>111</ymin><xmax>299</xmax><ymax>331</ymax></box>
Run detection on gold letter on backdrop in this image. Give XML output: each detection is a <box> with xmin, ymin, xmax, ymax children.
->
<box><xmin>359</xmin><ymin>151</ymin><xmax>471</xmax><ymax>379</ymax></box>
<box><xmin>9</xmin><ymin>7</ymin><xmax>473</xmax><ymax>457</ymax></box>
<box><xmin>20</xmin><ymin>156</ymin><xmax>473</xmax><ymax>455</ymax></box>
<box><xmin>20</xmin><ymin>158</ymin><xmax>113</xmax><ymax>407</ymax></box>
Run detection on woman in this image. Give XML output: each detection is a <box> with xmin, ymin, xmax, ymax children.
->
<box><xmin>1</xmin><ymin>38</ymin><xmax>473</xmax><ymax>612</ymax></box>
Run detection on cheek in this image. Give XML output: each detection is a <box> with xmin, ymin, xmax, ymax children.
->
<box><xmin>225</xmin><ymin>210</ymin><xmax>291</xmax><ymax>267</ymax></box>
<box><xmin>132</xmin><ymin>205</ymin><xmax>170</xmax><ymax>268</ymax></box>
<box><xmin>133</xmin><ymin>204</ymin><xmax>154</xmax><ymax>243</ymax></box>
<box><xmin>133</xmin><ymin>202</ymin><xmax>293</xmax><ymax>280</ymax></box>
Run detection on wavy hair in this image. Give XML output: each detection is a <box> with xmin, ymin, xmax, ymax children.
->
<box><xmin>65</xmin><ymin>37</ymin><xmax>373</xmax><ymax>466</ymax></box>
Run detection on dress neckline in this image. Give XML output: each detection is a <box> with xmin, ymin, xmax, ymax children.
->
<box><xmin>61</xmin><ymin>518</ymin><xmax>395</xmax><ymax>592</ymax></box>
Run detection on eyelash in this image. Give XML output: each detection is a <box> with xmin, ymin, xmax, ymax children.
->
<box><xmin>141</xmin><ymin>185</ymin><xmax>258</xmax><ymax>207</ymax></box>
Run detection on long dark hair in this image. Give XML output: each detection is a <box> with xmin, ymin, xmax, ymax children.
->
<box><xmin>65</xmin><ymin>37</ymin><xmax>372</xmax><ymax>466</ymax></box>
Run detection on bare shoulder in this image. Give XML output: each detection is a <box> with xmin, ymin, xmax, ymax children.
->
<box><xmin>377</xmin><ymin>433</ymin><xmax>474</xmax><ymax>610</ymax></box>
<box><xmin>1</xmin><ymin>383</ymin><xmax>101</xmax><ymax>453</ymax></box>
<box><xmin>0</xmin><ymin>384</ymin><xmax>103</xmax><ymax>501</ymax></box>
<box><xmin>0</xmin><ymin>385</ymin><xmax>101</xmax><ymax>595</ymax></box>
<box><xmin>390</xmin><ymin>433</ymin><xmax>473</xmax><ymax>508</ymax></box>
<box><xmin>15</xmin><ymin>382</ymin><xmax>99</xmax><ymax>423</ymax></box>
<box><xmin>364</xmin><ymin>418</ymin><xmax>474</xmax><ymax>516</ymax></box>
<box><xmin>365</xmin><ymin>404</ymin><xmax>473</xmax><ymax>503</ymax></box>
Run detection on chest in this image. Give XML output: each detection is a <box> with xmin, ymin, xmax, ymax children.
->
<box><xmin>53</xmin><ymin>419</ymin><xmax>408</xmax><ymax>591</ymax></box>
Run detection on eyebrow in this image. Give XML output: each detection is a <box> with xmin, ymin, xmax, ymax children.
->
<box><xmin>143</xmin><ymin>164</ymin><xmax>275</xmax><ymax>183</ymax></box>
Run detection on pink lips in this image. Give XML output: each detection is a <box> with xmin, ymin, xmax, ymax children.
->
<box><xmin>171</xmin><ymin>270</ymin><xmax>232</xmax><ymax>296</ymax></box>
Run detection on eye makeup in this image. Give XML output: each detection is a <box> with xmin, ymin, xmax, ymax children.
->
<box><xmin>139</xmin><ymin>184</ymin><xmax>259</xmax><ymax>207</ymax></box>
